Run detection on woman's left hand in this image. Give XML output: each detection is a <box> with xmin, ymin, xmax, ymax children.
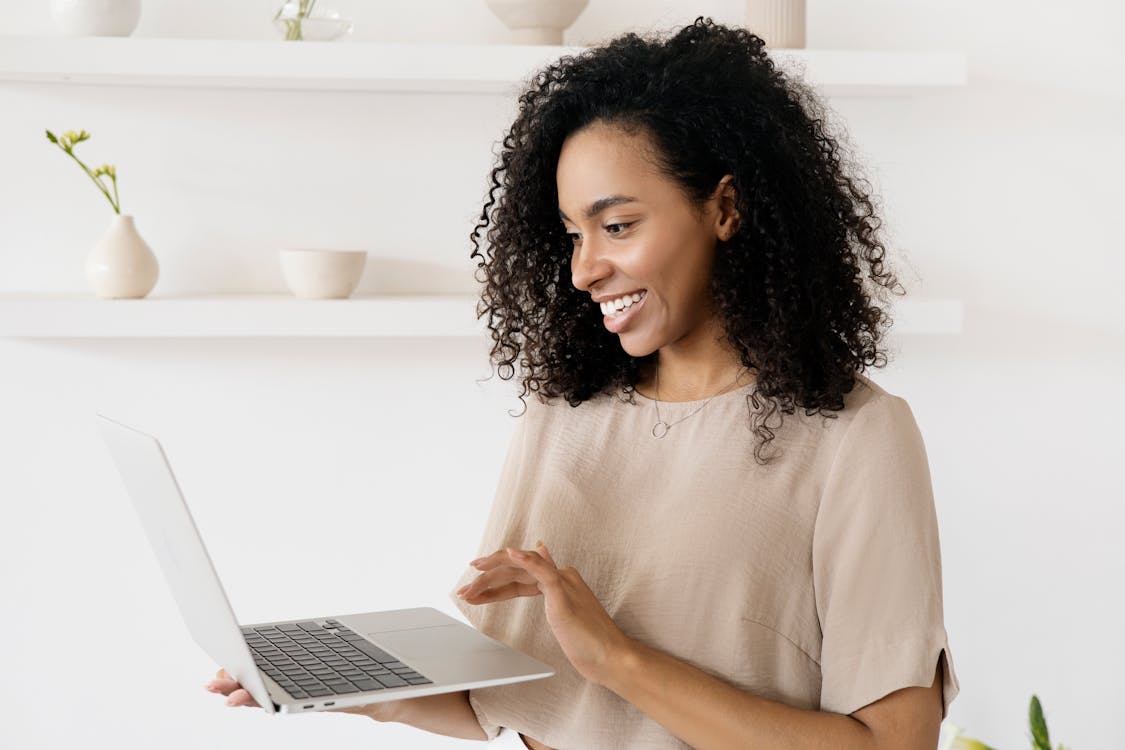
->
<box><xmin>457</xmin><ymin>541</ymin><xmax>635</xmax><ymax>687</ymax></box>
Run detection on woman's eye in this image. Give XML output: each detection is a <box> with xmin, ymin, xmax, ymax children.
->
<box><xmin>565</xmin><ymin>223</ymin><xmax>631</xmax><ymax>243</ymax></box>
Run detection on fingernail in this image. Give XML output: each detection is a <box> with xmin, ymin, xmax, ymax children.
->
<box><xmin>456</xmin><ymin>585</ymin><xmax>469</xmax><ymax>595</ymax></box>
<box><xmin>470</xmin><ymin>557</ymin><xmax>484</xmax><ymax>566</ymax></box>
<box><xmin>508</xmin><ymin>547</ymin><xmax>528</xmax><ymax>559</ymax></box>
<box><xmin>226</xmin><ymin>698</ymin><xmax>237</xmax><ymax>706</ymax></box>
<box><xmin>535</xmin><ymin>540</ymin><xmax>545</xmax><ymax>549</ymax></box>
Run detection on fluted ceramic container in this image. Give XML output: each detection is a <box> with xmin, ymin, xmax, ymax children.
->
<box><xmin>485</xmin><ymin>0</ymin><xmax>588</xmax><ymax>45</ymax></box>
<box><xmin>85</xmin><ymin>214</ymin><xmax>159</xmax><ymax>299</ymax></box>
<box><xmin>745</xmin><ymin>0</ymin><xmax>806</xmax><ymax>48</ymax></box>
<box><xmin>50</xmin><ymin>0</ymin><xmax>142</xmax><ymax>37</ymax></box>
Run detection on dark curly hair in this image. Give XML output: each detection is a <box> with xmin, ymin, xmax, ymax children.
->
<box><xmin>468</xmin><ymin>16</ymin><xmax>906</xmax><ymax>465</ymax></box>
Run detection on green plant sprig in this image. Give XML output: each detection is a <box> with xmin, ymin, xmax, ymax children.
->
<box><xmin>45</xmin><ymin>129</ymin><xmax>121</xmax><ymax>214</ymax></box>
<box><xmin>274</xmin><ymin>0</ymin><xmax>318</xmax><ymax>41</ymax></box>
<box><xmin>943</xmin><ymin>694</ymin><xmax>1072</xmax><ymax>750</ymax></box>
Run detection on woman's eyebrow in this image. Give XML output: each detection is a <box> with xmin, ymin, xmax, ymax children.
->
<box><xmin>558</xmin><ymin>195</ymin><xmax>640</xmax><ymax>222</ymax></box>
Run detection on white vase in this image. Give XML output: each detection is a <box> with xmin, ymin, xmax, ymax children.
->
<box><xmin>50</xmin><ymin>0</ymin><xmax>142</xmax><ymax>37</ymax></box>
<box><xmin>85</xmin><ymin>214</ymin><xmax>159</xmax><ymax>299</ymax></box>
<box><xmin>485</xmin><ymin>0</ymin><xmax>589</xmax><ymax>45</ymax></box>
<box><xmin>745</xmin><ymin>0</ymin><xmax>806</xmax><ymax>49</ymax></box>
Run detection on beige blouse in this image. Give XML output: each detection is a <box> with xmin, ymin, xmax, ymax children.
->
<box><xmin>449</xmin><ymin>373</ymin><xmax>960</xmax><ymax>748</ymax></box>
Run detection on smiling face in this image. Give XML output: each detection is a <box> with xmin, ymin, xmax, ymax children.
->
<box><xmin>558</xmin><ymin>120</ymin><xmax>738</xmax><ymax>362</ymax></box>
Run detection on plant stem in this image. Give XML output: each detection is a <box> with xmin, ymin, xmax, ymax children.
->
<box><xmin>111</xmin><ymin>176</ymin><xmax>120</xmax><ymax>214</ymax></box>
<box><xmin>58</xmin><ymin>145</ymin><xmax>119</xmax><ymax>213</ymax></box>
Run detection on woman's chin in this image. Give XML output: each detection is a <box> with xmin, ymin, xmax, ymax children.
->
<box><xmin>617</xmin><ymin>335</ymin><xmax>657</xmax><ymax>359</ymax></box>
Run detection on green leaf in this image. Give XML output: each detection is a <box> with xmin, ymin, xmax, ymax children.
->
<box><xmin>1029</xmin><ymin>695</ymin><xmax>1051</xmax><ymax>750</ymax></box>
<box><xmin>45</xmin><ymin>129</ymin><xmax>58</xmax><ymax>143</ymax></box>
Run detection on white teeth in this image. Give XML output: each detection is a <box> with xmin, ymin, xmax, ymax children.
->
<box><xmin>601</xmin><ymin>290</ymin><xmax>646</xmax><ymax>316</ymax></box>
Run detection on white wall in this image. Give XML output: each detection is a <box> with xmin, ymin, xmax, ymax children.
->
<box><xmin>2</xmin><ymin>1</ymin><xmax>1122</xmax><ymax>748</ymax></box>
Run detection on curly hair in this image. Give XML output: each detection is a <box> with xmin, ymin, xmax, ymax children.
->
<box><xmin>468</xmin><ymin>16</ymin><xmax>906</xmax><ymax>465</ymax></box>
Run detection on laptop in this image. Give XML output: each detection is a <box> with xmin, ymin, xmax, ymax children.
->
<box><xmin>95</xmin><ymin>413</ymin><xmax>554</xmax><ymax>715</ymax></box>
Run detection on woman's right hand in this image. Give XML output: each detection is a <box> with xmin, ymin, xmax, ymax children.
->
<box><xmin>204</xmin><ymin>668</ymin><xmax>391</xmax><ymax>719</ymax></box>
<box><xmin>205</xmin><ymin>668</ymin><xmax>260</xmax><ymax>708</ymax></box>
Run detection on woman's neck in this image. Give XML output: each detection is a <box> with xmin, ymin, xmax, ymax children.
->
<box><xmin>633</xmin><ymin>354</ymin><xmax>755</xmax><ymax>402</ymax></box>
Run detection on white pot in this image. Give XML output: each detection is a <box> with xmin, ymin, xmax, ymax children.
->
<box><xmin>280</xmin><ymin>249</ymin><xmax>367</xmax><ymax>299</ymax></box>
<box><xmin>85</xmin><ymin>214</ymin><xmax>159</xmax><ymax>299</ymax></box>
<box><xmin>745</xmin><ymin>0</ymin><xmax>806</xmax><ymax>49</ymax></box>
<box><xmin>485</xmin><ymin>0</ymin><xmax>589</xmax><ymax>45</ymax></box>
<box><xmin>50</xmin><ymin>0</ymin><xmax>142</xmax><ymax>37</ymax></box>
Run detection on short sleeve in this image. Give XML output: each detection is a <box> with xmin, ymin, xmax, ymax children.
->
<box><xmin>812</xmin><ymin>394</ymin><xmax>961</xmax><ymax>719</ymax></box>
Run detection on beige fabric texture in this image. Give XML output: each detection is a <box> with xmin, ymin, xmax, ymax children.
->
<box><xmin>449</xmin><ymin>372</ymin><xmax>960</xmax><ymax>749</ymax></box>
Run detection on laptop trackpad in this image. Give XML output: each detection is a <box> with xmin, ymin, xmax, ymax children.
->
<box><xmin>367</xmin><ymin>624</ymin><xmax>506</xmax><ymax>659</ymax></box>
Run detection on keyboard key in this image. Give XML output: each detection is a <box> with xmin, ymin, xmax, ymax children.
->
<box><xmin>405</xmin><ymin>677</ymin><xmax>433</xmax><ymax>685</ymax></box>
<box><xmin>351</xmin><ymin>678</ymin><xmax>385</xmax><ymax>691</ymax></box>
<box><xmin>288</xmin><ymin>689</ymin><xmax>309</xmax><ymax>699</ymax></box>
<box><xmin>333</xmin><ymin>685</ymin><xmax>360</xmax><ymax>694</ymax></box>
<box><xmin>306</xmin><ymin>687</ymin><xmax>331</xmax><ymax>697</ymax></box>
<box><xmin>374</xmin><ymin>674</ymin><xmax>408</xmax><ymax>688</ymax></box>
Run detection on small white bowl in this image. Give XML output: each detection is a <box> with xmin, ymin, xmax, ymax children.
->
<box><xmin>279</xmin><ymin>249</ymin><xmax>367</xmax><ymax>299</ymax></box>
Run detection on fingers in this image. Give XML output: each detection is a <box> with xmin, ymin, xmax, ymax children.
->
<box><xmin>458</xmin><ymin>564</ymin><xmax>537</xmax><ymax>600</ymax></box>
<box><xmin>459</xmin><ymin>580</ymin><xmax>542</xmax><ymax>604</ymax></box>
<box><xmin>534</xmin><ymin>541</ymin><xmax>557</xmax><ymax>567</ymax></box>
<box><xmin>224</xmin><ymin>688</ymin><xmax>259</xmax><ymax>707</ymax></box>
<box><xmin>458</xmin><ymin>543</ymin><xmax>561</xmax><ymax>604</ymax></box>
<box><xmin>206</xmin><ymin>677</ymin><xmax>239</xmax><ymax>696</ymax></box>
<box><xmin>205</xmin><ymin>671</ymin><xmax>259</xmax><ymax>707</ymax></box>
<box><xmin>503</xmin><ymin>547</ymin><xmax>563</xmax><ymax>591</ymax></box>
<box><xmin>468</xmin><ymin>551</ymin><xmax>507</xmax><ymax>571</ymax></box>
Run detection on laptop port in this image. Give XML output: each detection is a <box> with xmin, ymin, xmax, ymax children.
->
<box><xmin>303</xmin><ymin>704</ymin><xmax>314</xmax><ymax>709</ymax></box>
<box><xmin>324</xmin><ymin>701</ymin><xmax>335</xmax><ymax>707</ymax></box>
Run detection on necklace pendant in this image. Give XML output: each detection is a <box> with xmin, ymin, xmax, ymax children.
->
<box><xmin>652</xmin><ymin>421</ymin><xmax>670</xmax><ymax>439</ymax></box>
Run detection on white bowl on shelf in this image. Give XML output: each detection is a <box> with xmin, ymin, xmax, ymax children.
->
<box><xmin>279</xmin><ymin>249</ymin><xmax>367</xmax><ymax>299</ymax></box>
<box><xmin>50</xmin><ymin>0</ymin><xmax>141</xmax><ymax>37</ymax></box>
<box><xmin>485</xmin><ymin>0</ymin><xmax>589</xmax><ymax>45</ymax></box>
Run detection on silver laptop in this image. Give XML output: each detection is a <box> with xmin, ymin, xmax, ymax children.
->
<box><xmin>96</xmin><ymin>413</ymin><xmax>554</xmax><ymax>715</ymax></box>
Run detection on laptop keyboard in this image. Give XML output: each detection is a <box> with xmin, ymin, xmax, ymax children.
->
<box><xmin>241</xmin><ymin>619</ymin><xmax>433</xmax><ymax>700</ymax></box>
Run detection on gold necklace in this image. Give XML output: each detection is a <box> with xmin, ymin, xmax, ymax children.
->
<box><xmin>651</xmin><ymin>365</ymin><xmax>749</xmax><ymax>439</ymax></box>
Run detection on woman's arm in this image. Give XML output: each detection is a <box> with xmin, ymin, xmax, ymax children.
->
<box><xmin>604</xmin><ymin>639</ymin><xmax>943</xmax><ymax>750</ymax></box>
<box><xmin>365</xmin><ymin>690</ymin><xmax>489</xmax><ymax>741</ymax></box>
<box><xmin>484</xmin><ymin>545</ymin><xmax>943</xmax><ymax>750</ymax></box>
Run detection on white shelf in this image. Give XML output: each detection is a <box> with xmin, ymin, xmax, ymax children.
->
<box><xmin>0</xmin><ymin>36</ymin><xmax>966</xmax><ymax>95</ymax></box>
<box><xmin>0</xmin><ymin>294</ymin><xmax>962</xmax><ymax>338</ymax></box>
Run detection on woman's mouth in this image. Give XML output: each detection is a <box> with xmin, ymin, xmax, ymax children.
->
<box><xmin>601</xmin><ymin>290</ymin><xmax>648</xmax><ymax>333</ymax></box>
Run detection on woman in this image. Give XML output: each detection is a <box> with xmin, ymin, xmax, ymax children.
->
<box><xmin>209</xmin><ymin>16</ymin><xmax>960</xmax><ymax>749</ymax></box>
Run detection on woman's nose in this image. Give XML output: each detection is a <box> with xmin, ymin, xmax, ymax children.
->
<box><xmin>570</xmin><ymin>239</ymin><xmax>611</xmax><ymax>292</ymax></box>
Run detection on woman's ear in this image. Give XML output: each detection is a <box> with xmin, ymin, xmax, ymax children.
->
<box><xmin>712</xmin><ymin>174</ymin><xmax>741</xmax><ymax>241</ymax></box>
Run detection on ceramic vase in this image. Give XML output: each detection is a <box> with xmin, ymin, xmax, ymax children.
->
<box><xmin>50</xmin><ymin>0</ymin><xmax>142</xmax><ymax>37</ymax></box>
<box><xmin>485</xmin><ymin>0</ymin><xmax>589</xmax><ymax>45</ymax></box>
<box><xmin>85</xmin><ymin>214</ymin><xmax>159</xmax><ymax>299</ymax></box>
<box><xmin>745</xmin><ymin>0</ymin><xmax>806</xmax><ymax>49</ymax></box>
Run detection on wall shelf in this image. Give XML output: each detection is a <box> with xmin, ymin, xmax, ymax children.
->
<box><xmin>0</xmin><ymin>294</ymin><xmax>962</xmax><ymax>338</ymax></box>
<box><xmin>0</xmin><ymin>36</ymin><xmax>966</xmax><ymax>95</ymax></box>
